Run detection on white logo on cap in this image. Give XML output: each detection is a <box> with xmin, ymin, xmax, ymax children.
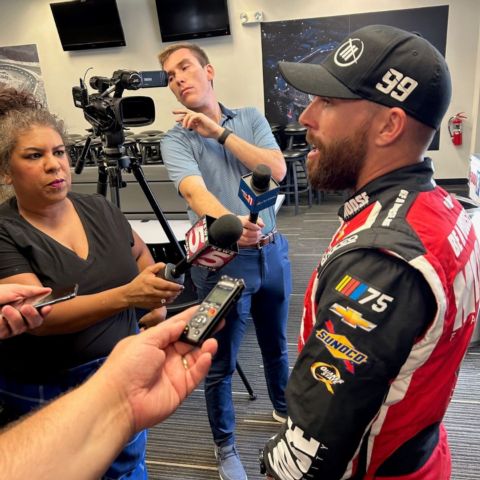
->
<box><xmin>334</xmin><ymin>38</ymin><xmax>364</xmax><ymax>67</ymax></box>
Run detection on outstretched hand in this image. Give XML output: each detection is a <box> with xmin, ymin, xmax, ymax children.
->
<box><xmin>0</xmin><ymin>284</ymin><xmax>52</xmax><ymax>339</ymax></box>
<box><xmin>96</xmin><ymin>306</ymin><xmax>217</xmax><ymax>432</ymax></box>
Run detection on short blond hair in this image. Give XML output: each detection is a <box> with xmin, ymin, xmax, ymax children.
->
<box><xmin>158</xmin><ymin>42</ymin><xmax>210</xmax><ymax>68</ymax></box>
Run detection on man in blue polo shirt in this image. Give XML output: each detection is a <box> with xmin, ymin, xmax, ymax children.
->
<box><xmin>158</xmin><ymin>43</ymin><xmax>291</xmax><ymax>480</ymax></box>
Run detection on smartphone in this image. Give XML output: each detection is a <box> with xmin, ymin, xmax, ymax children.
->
<box><xmin>180</xmin><ymin>275</ymin><xmax>245</xmax><ymax>346</ymax></box>
<box><xmin>11</xmin><ymin>284</ymin><xmax>79</xmax><ymax>309</ymax></box>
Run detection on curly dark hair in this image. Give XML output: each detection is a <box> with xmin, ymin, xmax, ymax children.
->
<box><xmin>0</xmin><ymin>87</ymin><xmax>67</xmax><ymax>175</ymax></box>
<box><xmin>0</xmin><ymin>87</ymin><xmax>43</xmax><ymax>114</ymax></box>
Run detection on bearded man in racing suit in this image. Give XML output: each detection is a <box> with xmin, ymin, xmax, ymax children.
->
<box><xmin>261</xmin><ymin>25</ymin><xmax>479</xmax><ymax>480</ymax></box>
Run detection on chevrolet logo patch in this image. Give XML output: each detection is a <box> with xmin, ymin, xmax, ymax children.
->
<box><xmin>329</xmin><ymin>303</ymin><xmax>377</xmax><ymax>332</ymax></box>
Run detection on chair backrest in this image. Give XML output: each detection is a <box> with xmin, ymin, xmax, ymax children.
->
<box><xmin>139</xmin><ymin>135</ymin><xmax>164</xmax><ymax>164</ymax></box>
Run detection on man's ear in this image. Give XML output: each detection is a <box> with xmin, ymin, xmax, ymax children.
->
<box><xmin>375</xmin><ymin>107</ymin><xmax>407</xmax><ymax>147</ymax></box>
<box><xmin>205</xmin><ymin>64</ymin><xmax>215</xmax><ymax>83</ymax></box>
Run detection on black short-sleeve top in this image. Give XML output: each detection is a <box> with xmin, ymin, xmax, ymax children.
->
<box><xmin>0</xmin><ymin>192</ymin><xmax>139</xmax><ymax>381</ymax></box>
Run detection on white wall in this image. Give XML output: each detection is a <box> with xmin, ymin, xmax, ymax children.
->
<box><xmin>472</xmin><ymin>22</ymin><xmax>480</xmax><ymax>155</ymax></box>
<box><xmin>0</xmin><ymin>0</ymin><xmax>479</xmax><ymax>178</ymax></box>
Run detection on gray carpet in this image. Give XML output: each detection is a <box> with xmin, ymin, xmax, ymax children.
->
<box><xmin>146</xmin><ymin>195</ymin><xmax>480</xmax><ymax>479</ymax></box>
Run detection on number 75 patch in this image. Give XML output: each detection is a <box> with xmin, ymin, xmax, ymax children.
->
<box><xmin>335</xmin><ymin>274</ymin><xmax>394</xmax><ymax>313</ymax></box>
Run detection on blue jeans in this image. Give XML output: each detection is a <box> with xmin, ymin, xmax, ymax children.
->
<box><xmin>191</xmin><ymin>233</ymin><xmax>292</xmax><ymax>446</ymax></box>
<box><xmin>0</xmin><ymin>357</ymin><xmax>147</xmax><ymax>479</ymax></box>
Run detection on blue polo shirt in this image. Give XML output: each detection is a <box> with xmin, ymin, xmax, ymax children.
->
<box><xmin>160</xmin><ymin>104</ymin><xmax>280</xmax><ymax>233</ymax></box>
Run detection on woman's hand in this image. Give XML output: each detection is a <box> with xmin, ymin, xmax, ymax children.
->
<box><xmin>122</xmin><ymin>263</ymin><xmax>184</xmax><ymax>309</ymax></box>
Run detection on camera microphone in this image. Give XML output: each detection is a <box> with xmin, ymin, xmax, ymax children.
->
<box><xmin>161</xmin><ymin>214</ymin><xmax>243</xmax><ymax>284</ymax></box>
<box><xmin>238</xmin><ymin>164</ymin><xmax>280</xmax><ymax>224</ymax></box>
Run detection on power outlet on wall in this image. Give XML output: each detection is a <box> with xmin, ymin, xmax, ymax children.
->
<box><xmin>239</xmin><ymin>11</ymin><xmax>264</xmax><ymax>25</ymax></box>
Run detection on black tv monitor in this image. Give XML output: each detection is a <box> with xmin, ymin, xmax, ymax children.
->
<box><xmin>155</xmin><ymin>0</ymin><xmax>230</xmax><ymax>42</ymax></box>
<box><xmin>50</xmin><ymin>0</ymin><xmax>126</xmax><ymax>51</ymax></box>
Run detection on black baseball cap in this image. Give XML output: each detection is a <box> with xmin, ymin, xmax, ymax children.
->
<box><xmin>278</xmin><ymin>25</ymin><xmax>451</xmax><ymax>129</ymax></box>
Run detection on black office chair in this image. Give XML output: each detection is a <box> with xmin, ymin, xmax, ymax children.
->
<box><xmin>138</xmin><ymin>135</ymin><xmax>164</xmax><ymax>164</ymax></box>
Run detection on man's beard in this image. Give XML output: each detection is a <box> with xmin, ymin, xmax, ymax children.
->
<box><xmin>306</xmin><ymin>125</ymin><xmax>369</xmax><ymax>192</ymax></box>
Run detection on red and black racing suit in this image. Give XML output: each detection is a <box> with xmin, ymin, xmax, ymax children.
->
<box><xmin>263</xmin><ymin>159</ymin><xmax>479</xmax><ymax>479</ymax></box>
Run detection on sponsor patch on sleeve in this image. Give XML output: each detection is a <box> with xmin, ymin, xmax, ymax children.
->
<box><xmin>315</xmin><ymin>321</ymin><xmax>368</xmax><ymax>374</ymax></box>
<box><xmin>329</xmin><ymin>302</ymin><xmax>377</xmax><ymax>331</ymax></box>
<box><xmin>311</xmin><ymin>361</ymin><xmax>344</xmax><ymax>394</ymax></box>
<box><xmin>335</xmin><ymin>274</ymin><xmax>394</xmax><ymax>313</ymax></box>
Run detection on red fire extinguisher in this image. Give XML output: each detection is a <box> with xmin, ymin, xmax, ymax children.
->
<box><xmin>448</xmin><ymin>112</ymin><xmax>467</xmax><ymax>146</ymax></box>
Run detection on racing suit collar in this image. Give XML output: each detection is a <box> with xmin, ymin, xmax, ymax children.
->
<box><xmin>339</xmin><ymin>158</ymin><xmax>436</xmax><ymax>221</ymax></box>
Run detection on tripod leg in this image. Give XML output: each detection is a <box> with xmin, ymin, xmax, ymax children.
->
<box><xmin>129</xmin><ymin>159</ymin><xmax>185</xmax><ymax>261</ymax></box>
<box><xmin>236</xmin><ymin>361</ymin><xmax>256</xmax><ymax>400</ymax></box>
<box><xmin>107</xmin><ymin>167</ymin><xmax>123</xmax><ymax>208</ymax></box>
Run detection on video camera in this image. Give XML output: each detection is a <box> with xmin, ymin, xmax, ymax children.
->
<box><xmin>72</xmin><ymin>69</ymin><xmax>168</xmax><ymax>135</ymax></box>
<box><xmin>70</xmin><ymin>68</ymin><xmax>186</xmax><ymax>265</ymax></box>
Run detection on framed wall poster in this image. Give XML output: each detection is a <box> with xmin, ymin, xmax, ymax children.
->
<box><xmin>0</xmin><ymin>44</ymin><xmax>47</xmax><ymax>106</ymax></box>
<box><xmin>261</xmin><ymin>6</ymin><xmax>448</xmax><ymax>150</ymax></box>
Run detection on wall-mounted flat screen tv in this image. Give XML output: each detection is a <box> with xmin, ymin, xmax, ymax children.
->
<box><xmin>50</xmin><ymin>0</ymin><xmax>126</xmax><ymax>51</ymax></box>
<box><xmin>155</xmin><ymin>0</ymin><xmax>230</xmax><ymax>42</ymax></box>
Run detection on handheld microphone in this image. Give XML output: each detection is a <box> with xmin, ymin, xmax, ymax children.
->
<box><xmin>161</xmin><ymin>214</ymin><xmax>243</xmax><ymax>284</ymax></box>
<box><xmin>238</xmin><ymin>164</ymin><xmax>280</xmax><ymax>224</ymax></box>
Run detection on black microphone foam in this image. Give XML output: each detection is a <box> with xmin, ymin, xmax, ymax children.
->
<box><xmin>209</xmin><ymin>214</ymin><xmax>243</xmax><ymax>248</ymax></box>
<box><xmin>251</xmin><ymin>164</ymin><xmax>272</xmax><ymax>193</ymax></box>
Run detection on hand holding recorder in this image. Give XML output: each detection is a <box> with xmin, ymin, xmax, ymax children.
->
<box><xmin>180</xmin><ymin>275</ymin><xmax>245</xmax><ymax>345</ymax></box>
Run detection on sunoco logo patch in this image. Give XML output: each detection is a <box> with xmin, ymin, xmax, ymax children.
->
<box><xmin>316</xmin><ymin>329</ymin><xmax>368</xmax><ymax>365</ymax></box>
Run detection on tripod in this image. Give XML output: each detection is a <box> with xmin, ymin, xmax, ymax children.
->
<box><xmin>77</xmin><ymin>136</ymin><xmax>257</xmax><ymax>400</ymax></box>
<box><xmin>95</xmin><ymin>147</ymin><xmax>185</xmax><ymax>261</ymax></box>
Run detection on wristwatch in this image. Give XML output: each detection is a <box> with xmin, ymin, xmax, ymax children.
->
<box><xmin>217</xmin><ymin>127</ymin><xmax>232</xmax><ymax>145</ymax></box>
